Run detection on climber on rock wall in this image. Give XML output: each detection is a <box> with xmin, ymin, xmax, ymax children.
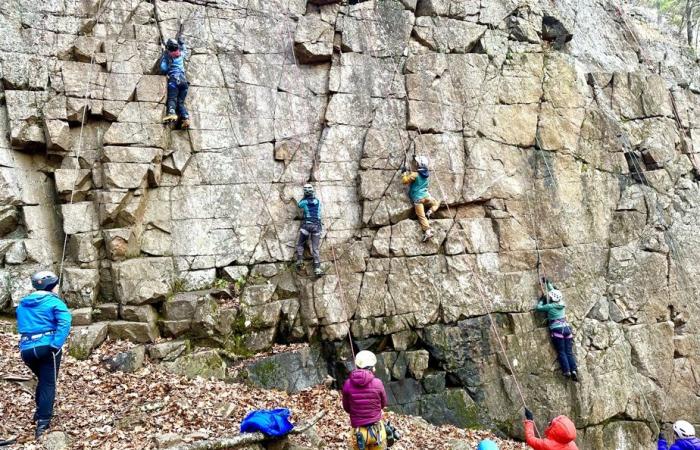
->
<box><xmin>15</xmin><ymin>271</ymin><xmax>72</xmax><ymax>440</ymax></box>
<box><xmin>523</xmin><ymin>408</ymin><xmax>578</xmax><ymax>450</ymax></box>
<box><xmin>295</xmin><ymin>183</ymin><xmax>324</xmax><ymax>277</ymax></box>
<box><xmin>658</xmin><ymin>421</ymin><xmax>700</xmax><ymax>450</ymax></box>
<box><xmin>342</xmin><ymin>351</ymin><xmax>388</xmax><ymax>450</ymax></box>
<box><xmin>401</xmin><ymin>155</ymin><xmax>440</xmax><ymax>242</ymax></box>
<box><xmin>160</xmin><ymin>20</ymin><xmax>190</xmax><ymax>129</ymax></box>
<box><xmin>536</xmin><ymin>278</ymin><xmax>579</xmax><ymax>382</ymax></box>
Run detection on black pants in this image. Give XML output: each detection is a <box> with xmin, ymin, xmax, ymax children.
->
<box><xmin>20</xmin><ymin>345</ymin><xmax>62</xmax><ymax>424</ymax></box>
<box><xmin>550</xmin><ymin>326</ymin><xmax>577</xmax><ymax>374</ymax></box>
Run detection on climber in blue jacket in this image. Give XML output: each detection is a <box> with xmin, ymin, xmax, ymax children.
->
<box><xmin>658</xmin><ymin>421</ymin><xmax>700</xmax><ymax>450</ymax></box>
<box><xmin>16</xmin><ymin>271</ymin><xmax>72</xmax><ymax>439</ymax></box>
<box><xmin>295</xmin><ymin>183</ymin><xmax>324</xmax><ymax>277</ymax></box>
<box><xmin>160</xmin><ymin>21</ymin><xmax>190</xmax><ymax>129</ymax></box>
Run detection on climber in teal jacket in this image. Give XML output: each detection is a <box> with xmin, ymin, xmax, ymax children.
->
<box><xmin>16</xmin><ymin>271</ymin><xmax>72</xmax><ymax>438</ymax></box>
<box><xmin>536</xmin><ymin>278</ymin><xmax>578</xmax><ymax>382</ymax></box>
<box><xmin>295</xmin><ymin>183</ymin><xmax>324</xmax><ymax>277</ymax></box>
<box><xmin>401</xmin><ymin>155</ymin><xmax>440</xmax><ymax>242</ymax></box>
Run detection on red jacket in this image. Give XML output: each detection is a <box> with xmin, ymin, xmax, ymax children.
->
<box><xmin>524</xmin><ymin>416</ymin><xmax>578</xmax><ymax>450</ymax></box>
<box><xmin>342</xmin><ymin>369</ymin><xmax>387</xmax><ymax>427</ymax></box>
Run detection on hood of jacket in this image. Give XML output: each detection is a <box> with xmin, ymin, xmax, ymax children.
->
<box><xmin>348</xmin><ymin>369</ymin><xmax>375</xmax><ymax>387</ymax></box>
<box><xmin>20</xmin><ymin>290</ymin><xmax>58</xmax><ymax>307</ymax></box>
<box><xmin>673</xmin><ymin>437</ymin><xmax>700</xmax><ymax>450</ymax></box>
<box><xmin>545</xmin><ymin>415</ymin><xmax>577</xmax><ymax>443</ymax></box>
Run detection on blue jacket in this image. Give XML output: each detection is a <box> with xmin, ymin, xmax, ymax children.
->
<box><xmin>298</xmin><ymin>196</ymin><xmax>322</xmax><ymax>224</ymax></box>
<box><xmin>16</xmin><ymin>291</ymin><xmax>72</xmax><ymax>351</ymax></box>
<box><xmin>160</xmin><ymin>41</ymin><xmax>188</xmax><ymax>79</ymax></box>
<box><xmin>240</xmin><ymin>408</ymin><xmax>294</xmax><ymax>437</ymax></box>
<box><xmin>659</xmin><ymin>437</ymin><xmax>700</xmax><ymax>450</ymax></box>
<box><xmin>402</xmin><ymin>168</ymin><xmax>431</xmax><ymax>203</ymax></box>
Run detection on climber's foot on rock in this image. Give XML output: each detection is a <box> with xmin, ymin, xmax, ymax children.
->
<box><xmin>422</xmin><ymin>229</ymin><xmax>434</xmax><ymax>242</ymax></box>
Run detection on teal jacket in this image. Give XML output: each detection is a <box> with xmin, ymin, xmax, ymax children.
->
<box><xmin>298</xmin><ymin>196</ymin><xmax>322</xmax><ymax>225</ymax></box>
<box><xmin>16</xmin><ymin>291</ymin><xmax>72</xmax><ymax>351</ymax></box>
<box><xmin>536</xmin><ymin>298</ymin><xmax>568</xmax><ymax>330</ymax></box>
<box><xmin>402</xmin><ymin>168</ymin><xmax>431</xmax><ymax>203</ymax></box>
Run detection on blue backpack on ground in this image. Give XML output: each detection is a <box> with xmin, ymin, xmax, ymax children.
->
<box><xmin>240</xmin><ymin>408</ymin><xmax>294</xmax><ymax>437</ymax></box>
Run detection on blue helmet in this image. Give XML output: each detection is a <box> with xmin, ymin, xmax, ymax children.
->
<box><xmin>477</xmin><ymin>440</ymin><xmax>499</xmax><ymax>450</ymax></box>
<box><xmin>31</xmin><ymin>271</ymin><xmax>59</xmax><ymax>291</ymax></box>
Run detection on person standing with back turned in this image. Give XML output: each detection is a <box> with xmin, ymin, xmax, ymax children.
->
<box><xmin>342</xmin><ymin>351</ymin><xmax>388</xmax><ymax>450</ymax></box>
<box><xmin>16</xmin><ymin>271</ymin><xmax>72</xmax><ymax>439</ymax></box>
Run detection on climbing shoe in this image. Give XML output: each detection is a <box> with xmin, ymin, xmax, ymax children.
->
<box><xmin>180</xmin><ymin>118</ymin><xmax>190</xmax><ymax>129</ymax></box>
<box><xmin>295</xmin><ymin>261</ymin><xmax>303</xmax><ymax>273</ymax></box>
<box><xmin>571</xmin><ymin>371</ymin><xmax>579</xmax><ymax>382</ymax></box>
<box><xmin>563</xmin><ymin>372</ymin><xmax>571</xmax><ymax>379</ymax></box>
<box><xmin>35</xmin><ymin>421</ymin><xmax>49</xmax><ymax>440</ymax></box>
<box><xmin>163</xmin><ymin>113</ymin><xmax>178</xmax><ymax>123</ymax></box>
<box><xmin>314</xmin><ymin>266</ymin><xmax>325</xmax><ymax>277</ymax></box>
<box><xmin>422</xmin><ymin>229</ymin><xmax>434</xmax><ymax>242</ymax></box>
<box><xmin>426</xmin><ymin>209</ymin><xmax>433</xmax><ymax>219</ymax></box>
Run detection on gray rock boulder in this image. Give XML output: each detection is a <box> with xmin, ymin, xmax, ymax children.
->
<box><xmin>103</xmin><ymin>346</ymin><xmax>145</xmax><ymax>373</ymax></box>
<box><xmin>68</xmin><ymin>323</ymin><xmax>109</xmax><ymax>360</ymax></box>
<box><xmin>242</xmin><ymin>346</ymin><xmax>329</xmax><ymax>393</ymax></box>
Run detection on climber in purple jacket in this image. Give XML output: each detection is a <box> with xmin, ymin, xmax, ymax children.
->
<box><xmin>342</xmin><ymin>350</ymin><xmax>388</xmax><ymax>449</ymax></box>
<box><xmin>658</xmin><ymin>421</ymin><xmax>700</xmax><ymax>450</ymax></box>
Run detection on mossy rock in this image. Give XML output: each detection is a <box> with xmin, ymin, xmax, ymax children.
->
<box><xmin>162</xmin><ymin>349</ymin><xmax>226</xmax><ymax>379</ymax></box>
<box><xmin>419</xmin><ymin>388</ymin><xmax>481</xmax><ymax>429</ymax></box>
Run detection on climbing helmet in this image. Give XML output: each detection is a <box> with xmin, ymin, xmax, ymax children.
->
<box><xmin>303</xmin><ymin>183</ymin><xmax>315</xmax><ymax>197</ymax></box>
<box><xmin>548</xmin><ymin>289</ymin><xmax>563</xmax><ymax>303</ymax></box>
<box><xmin>355</xmin><ymin>350</ymin><xmax>377</xmax><ymax>369</ymax></box>
<box><xmin>414</xmin><ymin>155</ymin><xmax>430</xmax><ymax>169</ymax></box>
<box><xmin>166</xmin><ymin>39</ymin><xmax>179</xmax><ymax>51</ymax></box>
<box><xmin>673</xmin><ymin>420</ymin><xmax>695</xmax><ymax>438</ymax></box>
<box><xmin>31</xmin><ymin>271</ymin><xmax>59</xmax><ymax>291</ymax></box>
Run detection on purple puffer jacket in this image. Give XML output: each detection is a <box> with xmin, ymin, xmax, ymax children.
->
<box><xmin>342</xmin><ymin>369</ymin><xmax>387</xmax><ymax>427</ymax></box>
<box><xmin>659</xmin><ymin>437</ymin><xmax>700</xmax><ymax>450</ymax></box>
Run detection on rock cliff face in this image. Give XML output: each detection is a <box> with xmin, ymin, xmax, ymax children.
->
<box><xmin>1</xmin><ymin>0</ymin><xmax>700</xmax><ymax>448</ymax></box>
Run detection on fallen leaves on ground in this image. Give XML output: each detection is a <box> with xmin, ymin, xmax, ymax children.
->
<box><xmin>0</xmin><ymin>325</ymin><xmax>528</xmax><ymax>449</ymax></box>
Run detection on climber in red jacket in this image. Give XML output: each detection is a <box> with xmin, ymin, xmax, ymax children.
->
<box><xmin>523</xmin><ymin>408</ymin><xmax>578</xmax><ymax>450</ymax></box>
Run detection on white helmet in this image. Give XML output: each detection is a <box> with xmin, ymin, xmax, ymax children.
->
<box><xmin>302</xmin><ymin>183</ymin><xmax>314</xmax><ymax>197</ymax></box>
<box><xmin>673</xmin><ymin>420</ymin><xmax>696</xmax><ymax>438</ymax></box>
<box><xmin>355</xmin><ymin>350</ymin><xmax>377</xmax><ymax>369</ymax></box>
<box><xmin>414</xmin><ymin>155</ymin><xmax>430</xmax><ymax>169</ymax></box>
<box><xmin>548</xmin><ymin>289</ymin><xmax>563</xmax><ymax>303</ymax></box>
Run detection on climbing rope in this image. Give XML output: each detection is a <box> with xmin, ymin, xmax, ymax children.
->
<box><xmin>57</xmin><ymin>0</ymin><xmax>109</xmax><ymax>294</ymax></box>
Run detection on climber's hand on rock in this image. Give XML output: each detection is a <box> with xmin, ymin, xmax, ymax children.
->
<box><xmin>524</xmin><ymin>408</ymin><xmax>533</xmax><ymax>421</ymax></box>
<box><xmin>658</xmin><ymin>432</ymin><xmax>665</xmax><ymax>441</ymax></box>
